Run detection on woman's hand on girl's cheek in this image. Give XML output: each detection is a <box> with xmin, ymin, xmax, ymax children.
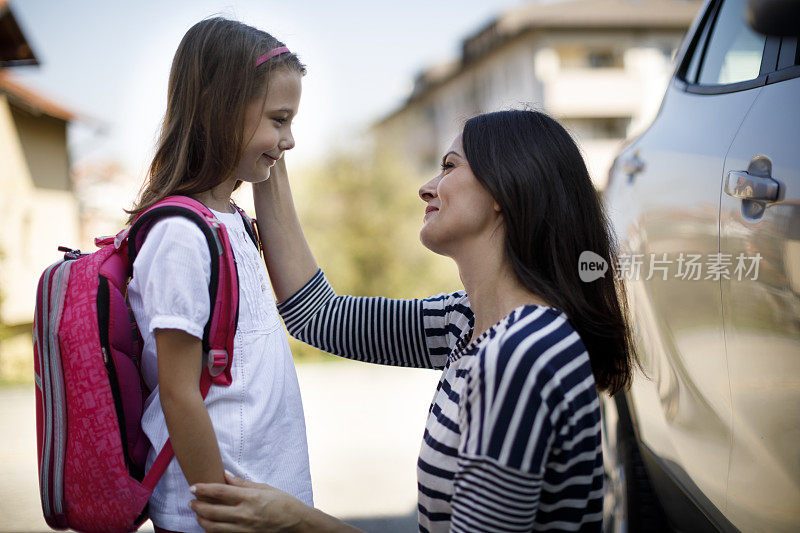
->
<box><xmin>271</xmin><ymin>156</ymin><xmax>287</xmax><ymax>181</ymax></box>
<box><xmin>253</xmin><ymin>157</ymin><xmax>286</xmax><ymax>194</ymax></box>
<box><xmin>190</xmin><ymin>471</ymin><xmax>304</xmax><ymax>532</ymax></box>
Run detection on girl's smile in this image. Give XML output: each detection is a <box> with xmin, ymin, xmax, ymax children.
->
<box><xmin>237</xmin><ymin>68</ymin><xmax>302</xmax><ymax>183</ymax></box>
<box><xmin>191</xmin><ymin>70</ymin><xmax>302</xmax><ymax>213</ymax></box>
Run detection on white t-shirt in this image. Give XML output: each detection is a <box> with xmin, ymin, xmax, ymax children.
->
<box><xmin>127</xmin><ymin>207</ymin><xmax>312</xmax><ymax>532</ymax></box>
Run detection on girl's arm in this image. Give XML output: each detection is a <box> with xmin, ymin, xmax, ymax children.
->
<box><xmin>254</xmin><ymin>160</ymin><xmax>473</xmax><ymax>369</ymax></box>
<box><xmin>155</xmin><ymin>329</ymin><xmax>225</xmax><ymax>485</ymax></box>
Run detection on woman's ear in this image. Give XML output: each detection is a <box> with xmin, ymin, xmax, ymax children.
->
<box><xmin>493</xmin><ymin>201</ymin><xmax>502</xmax><ymax>213</ymax></box>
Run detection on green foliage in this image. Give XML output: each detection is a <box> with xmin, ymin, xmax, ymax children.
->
<box><xmin>298</xmin><ymin>147</ymin><xmax>460</xmax><ymax>299</ymax></box>
<box><xmin>287</xmin><ymin>147</ymin><xmax>461</xmax><ymax>362</ymax></box>
<box><xmin>0</xmin><ymin>245</ymin><xmax>4</xmax><ymax>318</ymax></box>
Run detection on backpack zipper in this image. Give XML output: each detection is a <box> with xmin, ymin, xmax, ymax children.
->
<box><xmin>97</xmin><ymin>276</ymin><xmax>135</xmax><ymax>477</ymax></box>
<box><xmin>37</xmin><ymin>263</ymin><xmax>58</xmax><ymax>519</ymax></box>
<box><xmin>40</xmin><ymin>261</ymin><xmax>71</xmax><ymax>520</ymax></box>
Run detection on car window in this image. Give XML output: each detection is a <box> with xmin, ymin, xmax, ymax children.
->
<box><xmin>684</xmin><ymin>4</ymin><xmax>716</xmax><ymax>84</ymax></box>
<box><xmin>777</xmin><ymin>36</ymin><xmax>799</xmax><ymax>69</ymax></box>
<box><xmin>697</xmin><ymin>0</ymin><xmax>766</xmax><ymax>85</ymax></box>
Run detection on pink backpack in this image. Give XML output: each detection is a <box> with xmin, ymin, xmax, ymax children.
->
<box><xmin>33</xmin><ymin>195</ymin><xmax>259</xmax><ymax>532</ymax></box>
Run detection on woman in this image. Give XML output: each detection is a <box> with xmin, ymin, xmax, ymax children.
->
<box><xmin>190</xmin><ymin>110</ymin><xmax>635</xmax><ymax>532</ymax></box>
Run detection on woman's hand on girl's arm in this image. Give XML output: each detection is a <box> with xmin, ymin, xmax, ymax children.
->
<box><xmin>155</xmin><ymin>328</ymin><xmax>225</xmax><ymax>486</ymax></box>
<box><xmin>253</xmin><ymin>157</ymin><xmax>319</xmax><ymax>303</ymax></box>
<box><xmin>190</xmin><ymin>472</ymin><xmax>362</xmax><ymax>533</ymax></box>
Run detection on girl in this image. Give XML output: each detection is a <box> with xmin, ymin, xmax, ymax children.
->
<box><xmin>191</xmin><ymin>110</ymin><xmax>636</xmax><ymax>532</ymax></box>
<box><xmin>126</xmin><ymin>18</ymin><xmax>310</xmax><ymax>533</ymax></box>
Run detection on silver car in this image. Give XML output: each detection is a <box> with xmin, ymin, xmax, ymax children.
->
<box><xmin>601</xmin><ymin>0</ymin><xmax>800</xmax><ymax>531</ymax></box>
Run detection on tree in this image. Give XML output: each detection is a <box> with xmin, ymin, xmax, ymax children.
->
<box><xmin>287</xmin><ymin>147</ymin><xmax>461</xmax><ymax>361</ymax></box>
<box><xmin>299</xmin><ymin>147</ymin><xmax>459</xmax><ymax>299</ymax></box>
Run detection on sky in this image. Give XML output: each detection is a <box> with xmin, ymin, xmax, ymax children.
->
<box><xmin>9</xmin><ymin>0</ymin><xmax>528</xmax><ymax>178</ymax></box>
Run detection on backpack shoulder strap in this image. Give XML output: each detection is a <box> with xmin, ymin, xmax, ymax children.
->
<box><xmin>127</xmin><ymin>195</ymin><xmax>237</xmax><ymax>386</ymax></box>
<box><xmin>133</xmin><ymin>195</ymin><xmax>239</xmax><ymax>492</ymax></box>
<box><xmin>231</xmin><ymin>202</ymin><xmax>261</xmax><ymax>253</ymax></box>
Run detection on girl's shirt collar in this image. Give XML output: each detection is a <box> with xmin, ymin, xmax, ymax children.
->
<box><xmin>209</xmin><ymin>204</ymin><xmax>237</xmax><ymax>218</ymax></box>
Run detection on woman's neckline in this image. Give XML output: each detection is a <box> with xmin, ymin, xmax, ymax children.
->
<box><xmin>449</xmin><ymin>303</ymin><xmax>564</xmax><ymax>363</ymax></box>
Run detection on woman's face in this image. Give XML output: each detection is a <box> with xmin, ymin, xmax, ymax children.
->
<box><xmin>418</xmin><ymin>135</ymin><xmax>501</xmax><ymax>256</ymax></box>
<box><xmin>236</xmin><ymin>68</ymin><xmax>302</xmax><ymax>183</ymax></box>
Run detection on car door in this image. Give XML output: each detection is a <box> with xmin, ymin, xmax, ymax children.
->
<box><xmin>604</xmin><ymin>0</ymin><xmax>774</xmax><ymax>523</ymax></box>
<box><xmin>719</xmin><ymin>37</ymin><xmax>800</xmax><ymax>532</ymax></box>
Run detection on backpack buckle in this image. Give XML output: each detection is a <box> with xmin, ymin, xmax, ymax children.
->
<box><xmin>94</xmin><ymin>235</ymin><xmax>115</xmax><ymax>248</ymax></box>
<box><xmin>114</xmin><ymin>227</ymin><xmax>130</xmax><ymax>250</ymax></box>
<box><xmin>207</xmin><ymin>349</ymin><xmax>228</xmax><ymax>377</ymax></box>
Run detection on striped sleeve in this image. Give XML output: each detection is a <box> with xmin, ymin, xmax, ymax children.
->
<box><xmin>451</xmin><ymin>307</ymin><xmax>599</xmax><ymax>532</ymax></box>
<box><xmin>276</xmin><ymin>269</ymin><xmax>473</xmax><ymax>369</ymax></box>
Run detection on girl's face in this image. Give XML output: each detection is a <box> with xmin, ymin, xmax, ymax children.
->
<box><xmin>418</xmin><ymin>135</ymin><xmax>502</xmax><ymax>256</ymax></box>
<box><xmin>236</xmin><ymin>68</ymin><xmax>302</xmax><ymax>183</ymax></box>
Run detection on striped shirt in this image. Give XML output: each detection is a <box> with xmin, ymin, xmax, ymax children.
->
<box><xmin>278</xmin><ymin>270</ymin><xmax>603</xmax><ymax>532</ymax></box>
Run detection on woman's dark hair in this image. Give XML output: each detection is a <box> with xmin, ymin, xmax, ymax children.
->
<box><xmin>127</xmin><ymin>17</ymin><xmax>305</xmax><ymax>223</ymax></box>
<box><xmin>462</xmin><ymin>109</ymin><xmax>636</xmax><ymax>395</ymax></box>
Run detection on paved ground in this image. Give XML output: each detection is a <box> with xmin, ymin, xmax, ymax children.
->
<box><xmin>0</xmin><ymin>359</ymin><xmax>440</xmax><ymax>532</ymax></box>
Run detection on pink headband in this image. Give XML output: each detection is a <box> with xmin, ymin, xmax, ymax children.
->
<box><xmin>255</xmin><ymin>46</ymin><xmax>290</xmax><ymax>67</ymax></box>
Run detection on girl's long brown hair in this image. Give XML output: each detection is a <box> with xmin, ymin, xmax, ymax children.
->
<box><xmin>127</xmin><ymin>17</ymin><xmax>305</xmax><ymax>223</ymax></box>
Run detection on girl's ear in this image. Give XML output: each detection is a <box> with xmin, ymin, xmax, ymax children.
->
<box><xmin>493</xmin><ymin>201</ymin><xmax>502</xmax><ymax>213</ymax></box>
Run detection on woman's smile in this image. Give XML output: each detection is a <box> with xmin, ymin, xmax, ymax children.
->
<box><xmin>424</xmin><ymin>205</ymin><xmax>439</xmax><ymax>221</ymax></box>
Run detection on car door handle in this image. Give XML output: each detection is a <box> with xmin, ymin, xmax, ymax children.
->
<box><xmin>621</xmin><ymin>151</ymin><xmax>645</xmax><ymax>184</ymax></box>
<box><xmin>725</xmin><ymin>171</ymin><xmax>779</xmax><ymax>202</ymax></box>
<box><xmin>621</xmin><ymin>153</ymin><xmax>645</xmax><ymax>176</ymax></box>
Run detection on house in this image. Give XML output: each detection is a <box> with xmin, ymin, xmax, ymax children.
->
<box><xmin>0</xmin><ymin>0</ymin><xmax>79</xmax><ymax>378</ymax></box>
<box><xmin>372</xmin><ymin>0</ymin><xmax>702</xmax><ymax>189</ymax></box>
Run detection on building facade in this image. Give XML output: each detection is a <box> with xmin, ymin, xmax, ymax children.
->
<box><xmin>373</xmin><ymin>0</ymin><xmax>702</xmax><ymax>189</ymax></box>
<box><xmin>0</xmin><ymin>1</ymin><xmax>79</xmax><ymax>378</ymax></box>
